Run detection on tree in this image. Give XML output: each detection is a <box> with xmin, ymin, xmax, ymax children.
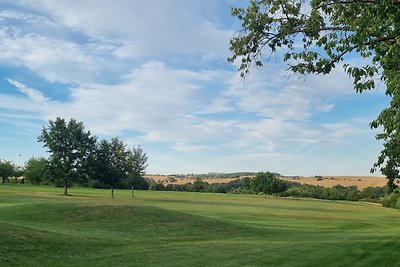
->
<box><xmin>252</xmin><ymin>172</ymin><xmax>282</xmax><ymax>197</ymax></box>
<box><xmin>127</xmin><ymin>146</ymin><xmax>148</xmax><ymax>197</ymax></box>
<box><xmin>38</xmin><ymin>117</ymin><xmax>97</xmax><ymax>195</ymax></box>
<box><xmin>93</xmin><ymin>138</ymin><xmax>129</xmax><ymax>198</ymax></box>
<box><xmin>229</xmin><ymin>1</ymin><xmax>400</xmax><ymax>191</ymax></box>
<box><xmin>189</xmin><ymin>178</ymin><xmax>209</xmax><ymax>192</ymax></box>
<box><xmin>24</xmin><ymin>157</ymin><xmax>49</xmax><ymax>185</ymax></box>
<box><xmin>0</xmin><ymin>160</ymin><xmax>15</xmax><ymax>184</ymax></box>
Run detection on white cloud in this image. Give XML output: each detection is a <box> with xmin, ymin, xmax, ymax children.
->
<box><xmin>14</xmin><ymin>0</ymin><xmax>234</xmax><ymax>61</ymax></box>
<box><xmin>0</xmin><ymin>1</ymin><xmax>387</xmax><ymax>175</ymax></box>
<box><xmin>0</xmin><ymin>59</ymin><xmax>373</xmax><ymax>160</ymax></box>
<box><xmin>6</xmin><ymin>78</ymin><xmax>48</xmax><ymax>102</ymax></box>
<box><xmin>0</xmin><ymin>27</ymin><xmax>107</xmax><ymax>84</ymax></box>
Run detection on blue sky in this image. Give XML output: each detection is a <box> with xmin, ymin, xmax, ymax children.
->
<box><xmin>0</xmin><ymin>0</ymin><xmax>389</xmax><ymax>175</ymax></box>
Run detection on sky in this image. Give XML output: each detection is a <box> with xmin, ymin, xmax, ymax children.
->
<box><xmin>0</xmin><ymin>0</ymin><xmax>390</xmax><ymax>176</ymax></box>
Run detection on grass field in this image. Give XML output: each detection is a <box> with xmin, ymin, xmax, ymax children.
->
<box><xmin>1</xmin><ymin>184</ymin><xmax>400</xmax><ymax>266</ymax></box>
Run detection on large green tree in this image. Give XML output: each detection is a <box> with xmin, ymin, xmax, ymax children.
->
<box><xmin>229</xmin><ymin>1</ymin><xmax>400</xmax><ymax>191</ymax></box>
<box><xmin>0</xmin><ymin>160</ymin><xmax>15</xmax><ymax>184</ymax></box>
<box><xmin>38</xmin><ymin>117</ymin><xmax>97</xmax><ymax>195</ymax></box>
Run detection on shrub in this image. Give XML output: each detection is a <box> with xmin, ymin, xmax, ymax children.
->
<box><xmin>381</xmin><ymin>189</ymin><xmax>400</xmax><ymax>208</ymax></box>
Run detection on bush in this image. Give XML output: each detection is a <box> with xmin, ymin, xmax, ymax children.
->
<box><xmin>283</xmin><ymin>184</ymin><xmax>362</xmax><ymax>201</ymax></box>
<box><xmin>361</xmin><ymin>186</ymin><xmax>387</xmax><ymax>201</ymax></box>
<box><xmin>149</xmin><ymin>182</ymin><xmax>165</xmax><ymax>191</ymax></box>
<box><xmin>382</xmin><ymin>189</ymin><xmax>400</xmax><ymax>208</ymax></box>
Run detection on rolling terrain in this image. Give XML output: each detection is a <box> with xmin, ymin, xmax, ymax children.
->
<box><xmin>147</xmin><ymin>174</ymin><xmax>388</xmax><ymax>189</ymax></box>
<box><xmin>1</xmin><ymin>184</ymin><xmax>399</xmax><ymax>266</ymax></box>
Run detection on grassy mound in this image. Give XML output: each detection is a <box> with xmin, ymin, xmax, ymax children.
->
<box><xmin>1</xmin><ymin>184</ymin><xmax>400</xmax><ymax>266</ymax></box>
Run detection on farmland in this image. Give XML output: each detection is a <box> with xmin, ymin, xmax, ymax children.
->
<box><xmin>1</xmin><ymin>184</ymin><xmax>400</xmax><ymax>266</ymax></box>
<box><xmin>147</xmin><ymin>174</ymin><xmax>388</xmax><ymax>190</ymax></box>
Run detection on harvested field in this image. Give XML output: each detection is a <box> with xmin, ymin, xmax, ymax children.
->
<box><xmin>146</xmin><ymin>175</ymin><xmax>391</xmax><ymax>189</ymax></box>
<box><xmin>284</xmin><ymin>176</ymin><xmax>389</xmax><ymax>190</ymax></box>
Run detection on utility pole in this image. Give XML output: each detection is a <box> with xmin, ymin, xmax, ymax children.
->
<box><xmin>16</xmin><ymin>153</ymin><xmax>21</xmax><ymax>168</ymax></box>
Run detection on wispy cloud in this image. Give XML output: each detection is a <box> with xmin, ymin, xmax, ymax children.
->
<box><xmin>0</xmin><ymin>1</ymin><xmax>388</xmax><ymax>175</ymax></box>
<box><xmin>6</xmin><ymin>78</ymin><xmax>48</xmax><ymax>102</ymax></box>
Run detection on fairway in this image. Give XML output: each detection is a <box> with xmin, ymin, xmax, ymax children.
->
<box><xmin>1</xmin><ymin>185</ymin><xmax>400</xmax><ymax>266</ymax></box>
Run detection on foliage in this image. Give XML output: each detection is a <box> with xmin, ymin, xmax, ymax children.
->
<box><xmin>0</xmin><ymin>159</ymin><xmax>15</xmax><ymax>183</ymax></box>
<box><xmin>149</xmin><ymin>181</ymin><xmax>165</xmax><ymax>191</ymax></box>
<box><xmin>38</xmin><ymin>117</ymin><xmax>97</xmax><ymax>195</ymax></box>
<box><xmin>24</xmin><ymin>157</ymin><xmax>50</xmax><ymax>185</ymax></box>
<box><xmin>361</xmin><ymin>186</ymin><xmax>388</xmax><ymax>202</ymax></box>
<box><xmin>92</xmin><ymin>138</ymin><xmax>129</xmax><ymax>196</ymax></box>
<box><xmin>125</xmin><ymin>174</ymin><xmax>149</xmax><ymax>190</ymax></box>
<box><xmin>283</xmin><ymin>184</ymin><xmax>362</xmax><ymax>201</ymax></box>
<box><xmin>229</xmin><ymin>1</ymin><xmax>400</xmax><ymax>190</ymax></box>
<box><xmin>381</xmin><ymin>188</ymin><xmax>400</xmax><ymax>208</ymax></box>
<box><xmin>127</xmin><ymin>146</ymin><xmax>148</xmax><ymax>189</ymax></box>
<box><xmin>252</xmin><ymin>172</ymin><xmax>288</xmax><ymax>196</ymax></box>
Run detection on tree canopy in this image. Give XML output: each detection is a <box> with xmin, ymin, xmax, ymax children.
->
<box><xmin>24</xmin><ymin>157</ymin><xmax>49</xmax><ymax>185</ymax></box>
<box><xmin>229</xmin><ymin>1</ymin><xmax>400</xmax><ymax>190</ymax></box>
<box><xmin>253</xmin><ymin>172</ymin><xmax>285</xmax><ymax>197</ymax></box>
<box><xmin>36</xmin><ymin>117</ymin><xmax>150</xmax><ymax>196</ymax></box>
<box><xmin>0</xmin><ymin>160</ymin><xmax>15</xmax><ymax>184</ymax></box>
<box><xmin>38</xmin><ymin>117</ymin><xmax>97</xmax><ymax>195</ymax></box>
<box><xmin>128</xmin><ymin>146</ymin><xmax>148</xmax><ymax>190</ymax></box>
<box><xmin>93</xmin><ymin>138</ymin><xmax>129</xmax><ymax>197</ymax></box>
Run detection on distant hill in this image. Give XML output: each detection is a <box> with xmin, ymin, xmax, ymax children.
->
<box><xmin>151</xmin><ymin>172</ymin><xmax>258</xmax><ymax>179</ymax></box>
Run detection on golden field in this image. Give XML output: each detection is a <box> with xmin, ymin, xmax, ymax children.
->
<box><xmin>283</xmin><ymin>176</ymin><xmax>389</xmax><ymax>190</ymax></box>
<box><xmin>146</xmin><ymin>175</ymin><xmax>390</xmax><ymax>190</ymax></box>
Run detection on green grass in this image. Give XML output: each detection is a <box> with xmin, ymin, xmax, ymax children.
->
<box><xmin>1</xmin><ymin>184</ymin><xmax>400</xmax><ymax>266</ymax></box>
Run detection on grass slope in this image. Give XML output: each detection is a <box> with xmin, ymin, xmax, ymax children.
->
<box><xmin>1</xmin><ymin>184</ymin><xmax>400</xmax><ymax>266</ymax></box>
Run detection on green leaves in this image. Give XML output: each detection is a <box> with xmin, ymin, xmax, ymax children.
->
<box><xmin>38</xmin><ymin>117</ymin><xmax>97</xmax><ymax>193</ymax></box>
<box><xmin>229</xmin><ymin>0</ymin><xmax>400</xmax><ymax>190</ymax></box>
<box><xmin>0</xmin><ymin>160</ymin><xmax>15</xmax><ymax>184</ymax></box>
<box><xmin>24</xmin><ymin>157</ymin><xmax>49</xmax><ymax>185</ymax></box>
<box><xmin>93</xmin><ymin>138</ymin><xmax>129</xmax><ymax>189</ymax></box>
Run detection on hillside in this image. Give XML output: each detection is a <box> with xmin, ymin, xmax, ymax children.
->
<box><xmin>146</xmin><ymin>174</ymin><xmax>388</xmax><ymax>189</ymax></box>
<box><xmin>1</xmin><ymin>184</ymin><xmax>400</xmax><ymax>266</ymax></box>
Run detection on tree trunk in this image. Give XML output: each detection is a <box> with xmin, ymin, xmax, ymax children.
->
<box><xmin>111</xmin><ymin>187</ymin><xmax>114</xmax><ymax>198</ymax></box>
<box><xmin>64</xmin><ymin>183</ymin><xmax>68</xmax><ymax>195</ymax></box>
<box><xmin>131</xmin><ymin>186</ymin><xmax>134</xmax><ymax>198</ymax></box>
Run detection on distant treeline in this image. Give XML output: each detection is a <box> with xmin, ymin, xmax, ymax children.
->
<box><xmin>1</xmin><ymin>161</ymin><xmax>389</xmax><ymax>204</ymax></box>
<box><xmin>161</xmin><ymin>172</ymin><xmax>259</xmax><ymax>179</ymax></box>
<box><xmin>147</xmin><ymin>173</ymin><xmax>388</xmax><ymax>202</ymax></box>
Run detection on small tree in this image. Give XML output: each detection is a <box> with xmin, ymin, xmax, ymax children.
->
<box><xmin>24</xmin><ymin>157</ymin><xmax>49</xmax><ymax>185</ymax></box>
<box><xmin>93</xmin><ymin>138</ymin><xmax>128</xmax><ymax>198</ymax></box>
<box><xmin>252</xmin><ymin>172</ymin><xmax>282</xmax><ymax>197</ymax></box>
<box><xmin>0</xmin><ymin>160</ymin><xmax>15</xmax><ymax>184</ymax></box>
<box><xmin>127</xmin><ymin>146</ymin><xmax>148</xmax><ymax>197</ymax></box>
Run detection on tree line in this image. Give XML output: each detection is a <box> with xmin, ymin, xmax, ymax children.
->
<box><xmin>147</xmin><ymin>172</ymin><xmax>388</xmax><ymax>202</ymax></box>
<box><xmin>0</xmin><ymin>161</ymin><xmax>389</xmax><ymax>204</ymax></box>
<box><xmin>0</xmin><ymin>117</ymin><xmax>149</xmax><ymax>197</ymax></box>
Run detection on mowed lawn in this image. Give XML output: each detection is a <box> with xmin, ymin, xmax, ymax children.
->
<box><xmin>1</xmin><ymin>184</ymin><xmax>400</xmax><ymax>266</ymax></box>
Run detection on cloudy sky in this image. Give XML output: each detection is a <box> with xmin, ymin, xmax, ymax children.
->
<box><xmin>0</xmin><ymin>0</ymin><xmax>389</xmax><ymax>175</ymax></box>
